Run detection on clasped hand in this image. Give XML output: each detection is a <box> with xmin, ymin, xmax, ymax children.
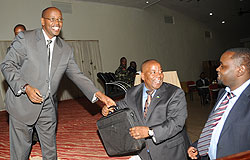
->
<box><xmin>25</xmin><ymin>85</ymin><xmax>43</xmax><ymax>103</ymax></box>
<box><xmin>187</xmin><ymin>146</ymin><xmax>198</xmax><ymax>159</ymax></box>
<box><xmin>129</xmin><ymin>126</ymin><xmax>150</xmax><ymax>139</ymax></box>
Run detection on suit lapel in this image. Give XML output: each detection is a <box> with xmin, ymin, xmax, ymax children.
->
<box><xmin>220</xmin><ymin>85</ymin><xmax>250</xmax><ymax>137</ymax></box>
<box><xmin>50</xmin><ymin>37</ymin><xmax>63</xmax><ymax>80</ymax></box>
<box><xmin>145</xmin><ymin>84</ymin><xmax>165</xmax><ymax>122</ymax></box>
<box><xmin>36</xmin><ymin>29</ymin><xmax>49</xmax><ymax>76</ymax></box>
<box><xmin>135</xmin><ymin>86</ymin><xmax>143</xmax><ymax>119</ymax></box>
<box><xmin>211</xmin><ymin>89</ymin><xmax>226</xmax><ymax>113</ymax></box>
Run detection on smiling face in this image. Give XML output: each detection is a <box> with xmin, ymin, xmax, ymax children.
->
<box><xmin>216</xmin><ymin>51</ymin><xmax>238</xmax><ymax>88</ymax></box>
<box><xmin>141</xmin><ymin>60</ymin><xmax>164</xmax><ymax>90</ymax></box>
<box><xmin>41</xmin><ymin>7</ymin><xmax>63</xmax><ymax>39</ymax></box>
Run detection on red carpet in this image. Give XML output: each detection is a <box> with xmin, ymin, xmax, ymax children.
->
<box><xmin>0</xmin><ymin>98</ymin><xmax>131</xmax><ymax>160</ymax></box>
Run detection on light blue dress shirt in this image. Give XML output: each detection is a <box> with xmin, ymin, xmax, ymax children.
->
<box><xmin>208</xmin><ymin>79</ymin><xmax>250</xmax><ymax>159</ymax></box>
<box><xmin>142</xmin><ymin>84</ymin><xmax>156</xmax><ymax>113</ymax></box>
<box><xmin>142</xmin><ymin>84</ymin><xmax>157</xmax><ymax>143</ymax></box>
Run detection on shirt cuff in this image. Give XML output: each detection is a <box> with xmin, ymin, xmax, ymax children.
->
<box><xmin>18</xmin><ymin>84</ymin><xmax>29</xmax><ymax>95</ymax></box>
<box><xmin>17</xmin><ymin>89</ymin><xmax>22</xmax><ymax>95</ymax></box>
<box><xmin>91</xmin><ymin>93</ymin><xmax>98</xmax><ymax>103</ymax></box>
<box><xmin>149</xmin><ymin>128</ymin><xmax>156</xmax><ymax>143</ymax></box>
<box><xmin>152</xmin><ymin>136</ymin><xmax>156</xmax><ymax>143</ymax></box>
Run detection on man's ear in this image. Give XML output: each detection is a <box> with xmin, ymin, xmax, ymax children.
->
<box><xmin>141</xmin><ymin>73</ymin><xmax>145</xmax><ymax>81</ymax></box>
<box><xmin>41</xmin><ymin>18</ymin><xmax>45</xmax><ymax>26</ymax></box>
<box><xmin>237</xmin><ymin>65</ymin><xmax>246</xmax><ymax>77</ymax></box>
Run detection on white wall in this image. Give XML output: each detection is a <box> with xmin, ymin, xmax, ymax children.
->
<box><xmin>0</xmin><ymin>0</ymin><xmax>241</xmax><ymax>81</ymax></box>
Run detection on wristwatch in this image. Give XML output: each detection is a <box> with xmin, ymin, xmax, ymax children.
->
<box><xmin>148</xmin><ymin>128</ymin><xmax>154</xmax><ymax>137</ymax></box>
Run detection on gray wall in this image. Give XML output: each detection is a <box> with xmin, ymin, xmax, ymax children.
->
<box><xmin>0</xmin><ymin>0</ymin><xmax>242</xmax><ymax>81</ymax></box>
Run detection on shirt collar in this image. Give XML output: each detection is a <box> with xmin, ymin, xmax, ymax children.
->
<box><xmin>225</xmin><ymin>78</ymin><xmax>250</xmax><ymax>97</ymax></box>
<box><xmin>143</xmin><ymin>84</ymin><xmax>156</xmax><ymax>96</ymax></box>
<box><xmin>42</xmin><ymin>29</ymin><xmax>56</xmax><ymax>45</ymax></box>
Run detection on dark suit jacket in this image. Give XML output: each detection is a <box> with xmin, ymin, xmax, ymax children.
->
<box><xmin>194</xmin><ymin>84</ymin><xmax>250</xmax><ymax>159</ymax></box>
<box><xmin>117</xmin><ymin>82</ymin><xmax>190</xmax><ymax>160</ymax></box>
<box><xmin>1</xmin><ymin>29</ymin><xmax>98</xmax><ymax>125</ymax></box>
<box><xmin>196</xmin><ymin>79</ymin><xmax>209</xmax><ymax>88</ymax></box>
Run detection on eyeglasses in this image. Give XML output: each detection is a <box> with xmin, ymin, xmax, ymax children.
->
<box><xmin>43</xmin><ymin>17</ymin><xmax>63</xmax><ymax>23</ymax></box>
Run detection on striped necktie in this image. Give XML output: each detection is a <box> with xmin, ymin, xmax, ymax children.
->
<box><xmin>197</xmin><ymin>92</ymin><xmax>235</xmax><ymax>156</ymax></box>
<box><xmin>144</xmin><ymin>90</ymin><xmax>154</xmax><ymax>118</ymax></box>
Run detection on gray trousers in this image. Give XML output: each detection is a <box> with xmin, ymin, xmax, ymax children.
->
<box><xmin>9</xmin><ymin>99</ymin><xmax>57</xmax><ymax>160</ymax></box>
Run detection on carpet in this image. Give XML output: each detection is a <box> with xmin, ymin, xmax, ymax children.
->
<box><xmin>0</xmin><ymin>98</ymin><xmax>131</xmax><ymax>160</ymax></box>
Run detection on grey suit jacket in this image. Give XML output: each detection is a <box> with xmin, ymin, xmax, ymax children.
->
<box><xmin>193</xmin><ymin>84</ymin><xmax>250</xmax><ymax>159</ymax></box>
<box><xmin>117</xmin><ymin>82</ymin><xmax>190</xmax><ymax>160</ymax></box>
<box><xmin>1</xmin><ymin>28</ymin><xmax>98</xmax><ymax>125</ymax></box>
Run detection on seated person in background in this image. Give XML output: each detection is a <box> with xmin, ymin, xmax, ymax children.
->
<box><xmin>127</xmin><ymin>61</ymin><xmax>137</xmax><ymax>85</ymax></box>
<box><xmin>115</xmin><ymin>57</ymin><xmax>131</xmax><ymax>85</ymax></box>
<box><xmin>103</xmin><ymin>59</ymin><xmax>190</xmax><ymax>160</ymax></box>
<box><xmin>196</xmin><ymin>72</ymin><xmax>210</xmax><ymax>103</ymax></box>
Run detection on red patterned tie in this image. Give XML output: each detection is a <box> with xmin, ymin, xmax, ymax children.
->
<box><xmin>197</xmin><ymin>92</ymin><xmax>235</xmax><ymax>156</ymax></box>
<box><xmin>144</xmin><ymin>90</ymin><xmax>154</xmax><ymax>118</ymax></box>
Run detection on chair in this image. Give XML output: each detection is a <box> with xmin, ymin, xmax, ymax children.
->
<box><xmin>97</xmin><ymin>72</ymin><xmax>130</xmax><ymax>99</ymax></box>
<box><xmin>134</xmin><ymin>71</ymin><xmax>181</xmax><ymax>88</ymax></box>
<box><xmin>107</xmin><ymin>72</ymin><xmax>131</xmax><ymax>89</ymax></box>
<box><xmin>186</xmin><ymin>81</ymin><xmax>196</xmax><ymax>101</ymax></box>
<box><xmin>209</xmin><ymin>83</ymin><xmax>220</xmax><ymax>103</ymax></box>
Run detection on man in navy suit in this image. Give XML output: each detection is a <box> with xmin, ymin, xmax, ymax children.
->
<box><xmin>196</xmin><ymin>72</ymin><xmax>210</xmax><ymax>104</ymax></box>
<box><xmin>188</xmin><ymin>48</ymin><xmax>250</xmax><ymax>159</ymax></box>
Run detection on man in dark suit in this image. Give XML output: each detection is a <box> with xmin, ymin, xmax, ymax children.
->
<box><xmin>1</xmin><ymin>7</ymin><xmax>115</xmax><ymax>160</ymax></box>
<box><xmin>188</xmin><ymin>48</ymin><xmax>250</xmax><ymax>159</ymax></box>
<box><xmin>103</xmin><ymin>59</ymin><xmax>190</xmax><ymax>160</ymax></box>
<box><xmin>14</xmin><ymin>24</ymin><xmax>26</xmax><ymax>36</ymax></box>
<box><xmin>196</xmin><ymin>72</ymin><xmax>210</xmax><ymax>104</ymax></box>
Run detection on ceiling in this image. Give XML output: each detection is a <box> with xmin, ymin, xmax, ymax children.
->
<box><xmin>77</xmin><ymin>0</ymin><xmax>250</xmax><ymax>39</ymax></box>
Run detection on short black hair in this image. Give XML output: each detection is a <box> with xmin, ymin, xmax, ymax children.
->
<box><xmin>228</xmin><ymin>48</ymin><xmax>250</xmax><ymax>72</ymax></box>
<box><xmin>130</xmin><ymin>61</ymin><xmax>136</xmax><ymax>66</ymax></box>
<box><xmin>141</xmin><ymin>59</ymin><xmax>159</xmax><ymax>72</ymax></box>
<box><xmin>42</xmin><ymin>7</ymin><xmax>60</xmax><ymax>18</ymax></box>
<box><xmin>120</xmin><ymin>57</ymin><xmax>127</xmax><ymax>63</ymax></box>
<box><xmin>14</xmin><ymin>24</ymin><xmax>26</xmax><ymax>32</ymax></box>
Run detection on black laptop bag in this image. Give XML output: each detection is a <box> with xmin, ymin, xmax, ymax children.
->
<box><xmin>97</xmin><ymin>107</ymin><xmax>145</xmax><ymax>156</ymax></box>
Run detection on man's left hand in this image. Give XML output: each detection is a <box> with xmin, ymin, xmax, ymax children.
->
<box><xmin>129</xmin><ymin>126</ymin><xmax>150</xmax><ymax>139</ymax></box>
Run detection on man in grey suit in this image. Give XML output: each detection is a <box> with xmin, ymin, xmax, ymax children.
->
<box><xmin>1</xmin><ymin>7</ymin><xmax>115</xmax><ymax>160</ymax></box>
<box><xmin>188</xmin><ymin>48</ymin><xmax>250</xmax><ymax>159</ymax></box>
<box><xmin>13</xmin><ymin>24</ymin><xmax>39</xmax><ymax>145</ymax></box>
<box><xmin>103</xmin><ymin>59</ymin><xmax>190</xmax><ymax>160</ymax></box>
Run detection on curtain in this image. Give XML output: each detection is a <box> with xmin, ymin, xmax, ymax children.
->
<box><xmin>0</xmin><ymin>40</ymin><xmax>103</xmax><ymax>111</ymax></box>
<box><xmin>0</xmin><ymin>41</ymin><xmax>11</xmax><ymax>111</ymax></box>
